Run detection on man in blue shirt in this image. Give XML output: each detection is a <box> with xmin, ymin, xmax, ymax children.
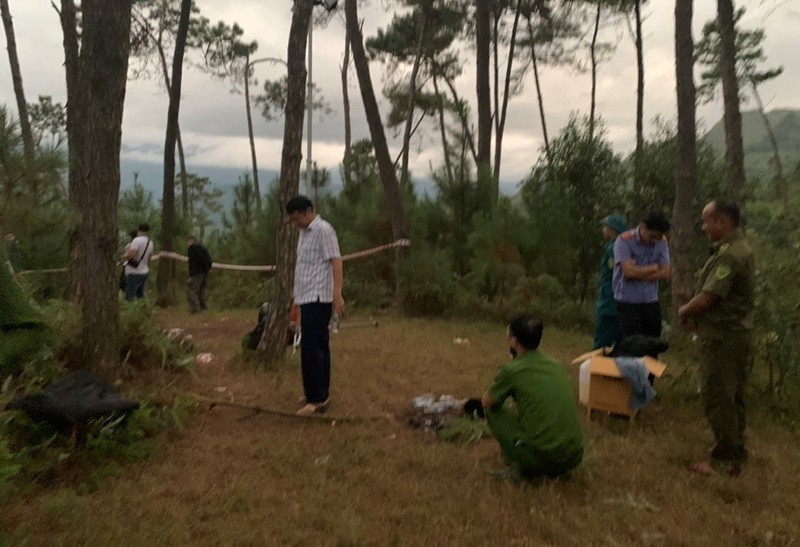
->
<box><xmin>613</xmin><ymin>211</ymin><xmax>671</xmax><ymax>343</ymax></box>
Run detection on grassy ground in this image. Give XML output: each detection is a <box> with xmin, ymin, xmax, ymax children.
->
<box><xmin>2</xmin><ymin>308</ymin><xmax>799</xmax><ymax>546</ymax></box>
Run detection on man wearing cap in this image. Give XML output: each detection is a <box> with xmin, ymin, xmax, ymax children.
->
<box><xmin>594</xmin><ymin>214</ymin><xmax>627</xmax><ymax>349</ymax></box>
<box><xmin>613</xmin><ymin>211</ymin><xmax>671</xmax><ymax>343</ymax></box>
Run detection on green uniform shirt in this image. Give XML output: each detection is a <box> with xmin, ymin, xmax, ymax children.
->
<box><xmin>487</xmin><ymin>351</ymin><xmax>583</xmax><ymax>458</ymax></box>
<box><xmin>695</xmin><ymin>229</ymin><xmax>755</xmax><ymax>336</ymax></box>
<box><xmin>596</xmin><ymin>240</ymin><xmax>617</xmax><ymax>315</ymax></box>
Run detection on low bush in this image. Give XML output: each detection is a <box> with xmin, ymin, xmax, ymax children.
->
<box><xmin>41</xmin><ymin>299</ymin><xmax>195</xmax><ymax>374</ymax></box>
<box><xmin>0</xmin><ymin>395</ymin><xmax>195</xmax><ymax>497</ymax></box>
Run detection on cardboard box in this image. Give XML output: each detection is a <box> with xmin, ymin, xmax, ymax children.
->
<box><xmin>571</xmin><ymin>350</ymin><xmax>667</xmax><ymax>421</ymax></box>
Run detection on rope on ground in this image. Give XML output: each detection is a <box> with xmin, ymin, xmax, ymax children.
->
<box><xmin>189</xmin><ymin>393</ymin><xmax>391</xmax><ymax>424</ymax></box>
<box><xmin>16</xmin><ymin>238</ymin><xmax>412</xmax><ymax>275</ymax></box>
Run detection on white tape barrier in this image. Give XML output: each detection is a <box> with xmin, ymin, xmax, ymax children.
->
<box><xmin>17</xmin><ymin>238</ymin><xmax>412</xmax><ymax>275</ymax></box>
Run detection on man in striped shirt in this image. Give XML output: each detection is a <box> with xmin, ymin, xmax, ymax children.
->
<box><xmin>286</xmin><ymin>196</ymin><xmax>345</xmax><ymax>416</ymax></box>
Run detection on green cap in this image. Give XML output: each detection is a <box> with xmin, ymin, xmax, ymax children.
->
<box><xmin>602</xmin><ymin>214</ymin><xmax>627</xmax><ymax>235</ymax></box>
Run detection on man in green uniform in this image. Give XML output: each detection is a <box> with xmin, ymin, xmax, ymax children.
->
<box><xmin>481</xmin><ymin>314</ymin><xmax>584</xmax><ymax>480</ymax></box>
<box><xmin>594</xmin><ymin>214</ymin><xmax>627</xmax><ymax>349</ymax></box>
<box><xmin>678</xmin><ymin>200</ymin><xmax>754</xmax><ymax>475</ymax></box>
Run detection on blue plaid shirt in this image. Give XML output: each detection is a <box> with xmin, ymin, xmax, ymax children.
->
<box><xmin>612</xmin><ymin>228</ymin><xmax>670</xmax><ymax>304</ymax></box>
<box><xmin>293</xmin><ymin>215</ymin><xmax>341</xmax><ymax>305</ymax></box>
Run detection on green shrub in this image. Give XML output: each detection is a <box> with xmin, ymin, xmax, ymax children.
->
<box><xmin>120</xmin><ymin>300</ymin><xmax>183</xmax><ymax>370</ymax></box>
<box><xmin>206</xmin><ymin>271</ymin><xmax>274</xmax><ymax>310</ymax></box>
<box><xmin>344</xmin><ymin>275</ymin><xmax>393</xmax><ymax>311</ymax></box>
<box><xmin>41</xmin><ymin>299</ymin><xmax>194</xmax><ymax>373</ymax></box>
<box><xmin>399</xmin><ymin>248</ymin><xmax>456</xmax><ymax>316</ymax></box>
<box><xmin>0</xmin><ymin>396</ymin><xmax>196</xmax><ymax>495</ymax></box>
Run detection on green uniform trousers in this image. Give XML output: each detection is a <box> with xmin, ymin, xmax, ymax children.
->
<box><xmin>699</xmin><ymin>332</ymin><xmax>750</xmax><ymax>462</ymax></box>
<box><xmin>593</xmin><ymin>313</ymin><xmax>621</xmax><ymax>349</ymax></box>
<box><xmin>486</xmin><ymin>406</ymin><xmax>582</xmax><ymax>478</ymax></box>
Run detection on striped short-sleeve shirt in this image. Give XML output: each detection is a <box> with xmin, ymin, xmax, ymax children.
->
<box><xmin>294</xmin><ymin>215</ymin><xmax>341</xmax><ymax>304</ymax></box>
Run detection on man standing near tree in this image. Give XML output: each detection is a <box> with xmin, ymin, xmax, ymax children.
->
<box><xmin>286</xmin><ymin>196</ymin><xmax>345</xmax><ymax>416</ymax></box>
<box><xmin>613</xmin><ymin>211</ymin><xmax>671</xmax><ymax>341</ymax></box>
<box><xmin>123</xmin><ymin>223</ymin><xmax>155</xmax><ymax>301</ymax></box>
<box><xmin>679</xmin><ymin>200</ymin><xmax>754</xmax><ymax>476</ymax></box>
<box><xmin>186</xmin><ymin>235</ymin><xmax>212</xmax><ymax>313</ymax></box>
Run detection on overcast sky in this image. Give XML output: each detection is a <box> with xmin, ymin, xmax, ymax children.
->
<box><xmin>1</xmin><ymin>0</ymin><xmax>798</xmax><ymax>192</ymax></box>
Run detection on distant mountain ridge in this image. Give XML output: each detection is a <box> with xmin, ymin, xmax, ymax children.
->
<box><xmin>703</xmin><ymin>108</ymin><xmax>800</xmax><ymax>181</ymax></box>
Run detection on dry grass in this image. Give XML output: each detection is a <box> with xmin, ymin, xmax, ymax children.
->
<box><xmin>2</xmin><ymin>308</ymin><xmax>800</xmax><ymax>546</ymax></box>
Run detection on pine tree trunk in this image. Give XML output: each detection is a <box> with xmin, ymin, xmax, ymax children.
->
<box><xmin>60</xmin><ymin>0</ymin><xmax>132</xmax><ymax>374</ymax></box>
<box><xmin>717</xmin><ymin>0</ymin><xmax>745</xmax><ymax>201</ymax></box>
<box><xmin>432</xmin><ymin>75</ymin><xmax>453</xmax><ymax>184</ymax></box>
<box><xmin>1</xmin><ymin>0</ymin><xmax>33</xmax><ymax>162</ymax></box>
<box><xmin>750</xmin><ymin>82</ymin><xmax>787</xmax><ymax>201</ymax></box>
<box><xmin>244</xmin><ymin>53</ymin><xmax>262</xmax><ymax>209</ymax></box>
<box><xmin>155</xmin><ymin>36</ymin><xmax>188</xmax><ymax>218</ymax></box>
<box><xmin>341</xmin><ymin>25</ymin><xmax>352</xmax><ymax>189</ymax></box>
<box><xmin>526</xmin><ymin>15</ymin><xmax>550</xmax><ymax>162</ymax></box>
<box><xmin>256</xmin><ymin>0</ymin><xmax>313</xmax><ymax>364</ymax></box>
<box><xmin>345</xmin><ymin>0</ymin><xmax>409</xmax><ymax>269</ymax></box>
<box><xmin>443</xmin><ymin>76</ymin><xmax>477</xmax><ymax>164</ymax></box>
<box><xmin>400</xmin><ymin>12</ymin><xmax>427</xmax><ymax>188</ymax></box>
<box><xmin>589</xmin><ymin>2</ymin><xmax>601</xmax><ymax>140</ymax></box>
<box><xmin>475</xmin><ymin>0</ymin><xmax>492</xmax><ymax>201</ymax></box>
<box><xmin>634</xmin><ymin>0</ymin><xmax>645</xmax><ymax>180</ymax></box>
<box><xmin>670</xmin><ymin>0</ymin><xmax>699</xmax><ymax>329</ymax></box>
<box><xmin>156</xmin><ymin>0</ymin><xmax>191</xmax><ymax>307</ymax></box>
<box><xmin>177</xmin><ymin>128</ymin><xmax>188</xmax><ymax>216</ymax></box>
<box><xmin>346</xmin><ymin>0</ymin><xmax>409</xmax><ymax>301</ymax></box>
<box><xmin>493</xmin><ymin>0</ymin><xmax>522</xmax><ymax>192</ymax></box>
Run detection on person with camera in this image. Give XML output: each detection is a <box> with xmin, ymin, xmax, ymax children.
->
<box><xmin>123</xmin><ymin>223</ymin><xmax>155</xmax><ymax>301</ymax></box>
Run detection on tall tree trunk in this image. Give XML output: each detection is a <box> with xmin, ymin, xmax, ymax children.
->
<box><xmin>1</xmin><ymin>0</ymin><xmax>33</xmax><ymax>162</ymax></box>
<box><xmin>176</xmin><ymin>129</ymin><xmax>188</xmax><ymax>216</ymax></box>
<box><xmin>60</xmin><ymin>0</ymin><xmax>132</xmax><ymax>374</ymax></box>
<box><xmin>341</xmin><ymin>24</ymin><xmax>353</xmax><ymax>189</ymax></box>
<box><xmin>717</xmin><ymin>0</ymin><xmax>745</xmax><ymax>201</ymax></box>
<box><xmin>493</xmin><ymin>0</ymin><xmax>522</xmax><ymax>191</ymax></box>
<box><xmin>432</xmin><ymin>75</ymin><xmax>453</xmax><ymax>184</ymax></box>
<box><xmin>475</xmin><ymin>0</ymin><xmax>492</xmax><ymax>201</ymax></box>
<box><xmin>492</xmin><ymin>10</ymin><xmax>500</xmax><ymax>201</ymax></box>
<box><xmin>589</xmin><ymin>2</ymin><xmax>601</xmax><ymax>139</ymax></box>
<box><xmin>670</xmin><ymin>0</ymin><xmax>698</xmax><ymax>329</ymax></box>
<box><xmin>444</xmin><ymin>76</ymin><xmax>477</xmax><ymax>164</ymax></box>
<box><xmin>749</xmin><ymin>81</ymin><xmax>786</xmax><ymax>201</ymax></box>
<box><xmin>156</xmin><ymin>0</ymin><xmax>191</xmax><ymax>307</ymax></box>
<box><xmin>244</xmin><ymin>53</ymin><xmax>262</xmax><ymax>209</ymax></box>
<box><xmin>526</xmin><ymin>15</ymin><xmax>550</xmax><ymax>162</ymax></box>
<box><xmin>256</xmin><ymin>0</ymin><xmax>313</xmax><ymax>363</ymax></box>
<box><xmin>634</xmin><ymin>0</ymin><xmax>645</xmax><ymax>180</ymax></box>
<box><xmin>345</xmin><ymin>0</ymin><xmax>409</xmax><ymax>289</ymax></box>
<box><xmin>400</xmin><ymin>11</ymin><xmax>427</xmax><ymax>188</ymax></box>
<box><xmin>154</xmin><ymin>39</ymin><xmax>189</xmax><ymax>217</ymax></box>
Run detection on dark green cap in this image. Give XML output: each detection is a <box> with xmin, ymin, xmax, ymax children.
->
<box><xmin>602</xmin><ymin>214</ymin><xmax>627</xmax><ymax>235</ymax></box>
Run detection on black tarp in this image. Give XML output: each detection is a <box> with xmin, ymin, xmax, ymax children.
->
<box><xmin>5</xmin><ymin>371</ymin><xmax>139</xmax><ymax>430</ymax></box>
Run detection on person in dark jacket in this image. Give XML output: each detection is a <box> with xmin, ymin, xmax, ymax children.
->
<box><xmin>186</xmin><ymin>236</ymin><xmax>213</xmax><ymax>313</ymax></box>
<box><xmin>594</xmin><ymin>214</ymin><xmax>627</xmax><ymax>349</ymax></box>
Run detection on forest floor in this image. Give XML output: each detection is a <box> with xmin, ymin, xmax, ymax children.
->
<box><xmin>2</xmin><ymin>308</ymin><xmax>800</xmax><ymax>546</ymax></box>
